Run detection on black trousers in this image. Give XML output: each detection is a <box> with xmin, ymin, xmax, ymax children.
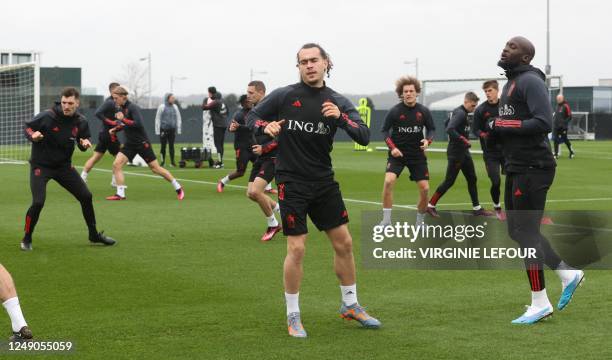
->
<box><xmin>552</xmin><ymin>128</ymin><xmax>573</xmax><ymax>155</ymax></box>
<box><xmin>213</xmin><ymin>126</ymin><xmax>226</xmax><ymax>162</ymax></box>
<box><xmin>159</xmin><ymin>128</ymin><xmax>177</xmax><ymax>164</ymax></box>
<box><xmin>484</xmin><ymin>156</ymin><xmax>504</xmax><ymax>205</ymax></box>
<box><xmin>432</xmin><ymin>153</ymin><xmax>479</xmax><ymax>207</ymax></box>
<box><xmin>505</xmin><ymin>169</ymin><xmax>562</xmax><ymax>291</ymax></box>
<box><xmin>24</xmin><ymin>165</ymin><xmax>96</xmax><ymax>240</ymax></box>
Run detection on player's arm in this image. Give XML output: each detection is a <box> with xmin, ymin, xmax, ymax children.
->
<box><xmin>381</xmin><ymin>108</ymin><xmax>398</xmax><ymax>150</ymax></box>
<box><xmin>24</xmin><ymin>112</ymin><xmax>45</xmax><ymax>142</ymax></box>
<box><xmin>446</xmin><ymin>110</ymin><xmax>470</xmax><ymax>147</ymax></box>
<box><xmin>96</xmin><ymin>100</ymin><xmax>119</xmax><ymax>127</ymax></box>
<box><xmin>423</xmin><ymin>108</ymin><xmax>436</xmax><ymax>144</ymax></box>
<box><xmin>121</xmin><ymin>105</ymin><xmax>143</xmax><ymax>127</ymax></box>
<box><xmin>332</xmin><ymin>94</ymin><xmax>370</xmax><ymax>146</ymax></box>
<box><xmin>260</xmin><ymin>139</ymin><xmax>278</xmax><ymax>154</ymax></box>
<box><xmin>564</xmin><ymin>103</ymin><xmax>572</xmax><ymax>127</ymax></box>
<box><xmin>76</xmin><ymin>118</ymin><xmax>92</xmax><ymax>151</ymax></box>
<box><xmin>471</xmin><ymin>107</ymin><xmax>487</xmax><ymax>138</ymax></box>
<box><xmin>247</xmin><ymin>87</ymin><xmax>288</xmax><ymax>135</ymax></box>
<box><xmin>494</xmin><ymin>75</ymin><xmax>552</xmax><ymax>135</ymax></box>
<box><xmin>201</xmin><ymin>99</ymin><xmax>219</xmax><ymax>111</ymax></box>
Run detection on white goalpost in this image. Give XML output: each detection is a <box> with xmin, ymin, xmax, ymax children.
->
<box><xmin>0</xmin><ymin>61</ymin><xmax>40</xmax><ymax>164</ymax></box>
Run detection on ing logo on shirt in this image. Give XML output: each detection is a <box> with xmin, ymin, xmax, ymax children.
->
<box><xmin>286</xmin><ymin>119</ymin><xmax>330</xmax><ymax>135</ymax></box>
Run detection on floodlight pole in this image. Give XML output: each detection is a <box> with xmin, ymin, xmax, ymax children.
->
<box><xmin>403</xmin><ymin>58</ymin><xmax>419</xmax><ymax>79</ymax></box>
<box><xmin>546</xmin><ymin>0</ymin><xmax>551</xmax><ymax>79</ymax></box>
<box><xmin>250</xmin><ymin>68</ymin><xmax>268</xmax><ymax>81</ymax></box>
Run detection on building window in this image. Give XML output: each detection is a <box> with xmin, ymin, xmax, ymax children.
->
<box><xmin>1</xmin><ymin>53</ymin><xmax>8</xmax><ymax>65</ymax></box>
<box><xmin>593</xmin><ymin>88</ymin><xmax>612</xmax><ymax>113</ymax></box>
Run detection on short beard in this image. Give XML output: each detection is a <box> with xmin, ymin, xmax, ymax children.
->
<box><xmin>497</xmin><ymin>59</ymin><xmax>519</xmax><ymax>70</ymax></box>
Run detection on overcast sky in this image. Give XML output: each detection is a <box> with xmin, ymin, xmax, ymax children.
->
<box><xmin>3</xmin><ymin>0</ymin><xmax>610</xmax><ymax>97</ymax></box>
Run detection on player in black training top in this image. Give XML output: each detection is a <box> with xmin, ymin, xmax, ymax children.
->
<box><xmin>246</xmin><ymin>43</ymin><xmax>380</xmax><ymax>338</ymax></box>
<box><xmin>380</xmin><ymin>76</ymin><xmax>435</xmax><ymax>228</ymax></box>
<box><xmin>552</xmin><ymin>94</ymin><xmax>575</xmax><ymax>159</ymax></box>
<box><xmin>427</xmin><ymin>92</ymin><xmax>493</xmax><ymax>217</ymax></box>
<box><xmin>217</xmin><ymin>94</ymin><xmax>257</xmax><ymax>190</ymax></box>
<box><xmin>472</xmin><ymin>80</ymin><xmax>506</xmax><ymax>220</ymax></box>
<box><xmin>105</xmin><ymin>85</ymin><xmax>184</xmax><ymax>201</ymax></box>
<box><xmin>493</xmin><ymin>36</ymin><xmax>583</xmax><ymax>324</ymax></box>
<box><xmin>21</xmin><ymin>87</ymin><xmax>116</xmax><ymax>251</ymax></box>
<box><xmin>80</xmin><ymin>82</ymin><xmax>122</xmax><ymax>187</ymax></box>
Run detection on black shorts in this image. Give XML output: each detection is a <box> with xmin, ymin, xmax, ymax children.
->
<box><xmin>278</xmin><ymin>181</ymin><xmax>348</xmax><ymax>236</ymax></box>
<box><xmin>94</xmin><ymin>132</ymin><xmax>120</xmax><ymax>156</ymax></box>
<box><xmin>236</xmin><ymin>147</ymin><xmax>257</xmax><ymax>173</ymax></box>
<box><xmin>248</xmin><ymin>157</ymin><xmax>275</xmax><ymax>183</ymax></box>
<box><xmin>120</xmin><ymin>141</ymin><xmax>157</xmax><ymax>163</ymax></box>
<box><xmin>386</xmin><ymin>156</ymin><xmax>429</xmax><ymax>181</ymax></box>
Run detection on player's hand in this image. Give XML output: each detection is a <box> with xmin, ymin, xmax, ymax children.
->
<box><xmin>390</xmin><ymin>148</ymin><xmax>403</xmax><ymax>158</ymax></box>
<box><xmin>479</xmin><ymin>131</ymin><xmax>489</xmax><ymax>139</ymax></box>
<box><xmin>109</xmin><ymin>128</ymin><xmax>116</xmax><ymax>135</ymax></box>
<box><xmin>420</xmin><ymin>139</ymin><xmax>430</xmax><ymax>150</ymax></box>
<box><xmin>80</xmin><ymin>138</ymin><xmax>92</xmax><ymax>149</ymax></box>
<box><xmin>115</xmin><ymin>111</ymin><xmax>124</xmax><ymax>120</ymax></box>
<box><xmin>264</xmin><ymin>119</ymin><xmax>286</xmax><ymax>137</ymax></box>
<box><xmin>322</xmin><ymin>101</ymin><xmax>340</xmax><ymax>119</ymax></box>
<box><xmin>229</xmin><ymin>120</ymin><xmax>239</xmax><ymax>132</ymax></box>
<box><xmin>31</xmin><ymin>131</ymin><xmax>44</xmax><ymax>142</ymax></box>
<box><xmin>252</xmin><ymin>144</ymin><xmax>263</xmax><ymax>155</ymax></box>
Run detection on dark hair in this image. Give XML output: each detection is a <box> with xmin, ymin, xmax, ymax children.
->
<box><xmin>297</xmin><ymin>43</ymin><xmax>333</xmax><ymax>78</ymax></box>
<box><xmin>109</xmin><ymin>82</ymin><xmax>120</xmax><ymax>91</ymax></box>
<box><xmin>238</xmin><ymin>94</ymin><xmax>248</xmax><ymax>106</ymax></box>
<box><xmin>61</xmin><ymin>87</ymin><xmax>80</xmax><ymax>99</ymax></box>
<box><xmin>465</xmin><ymin>91</ymin><xmax>479</xmax><ymax>102</ymax></box>
<box><xmin>248</xmin><ymin>80</ymin><xmax>266</xmax><ymax>93</ymax></box>
<box><xmin>395</xmin><ymin>76</ymin><xmax>421</xmax><ymax>98</ymax></box>
<box><xmin>208</xmin><ymin>86</ymin><xmax>217</xmax><ymax>94</ymax></box>
<box><xmin>482</xmin><ymin>80</ymin><xmax>499</xmax><ymax>90</ymax></box>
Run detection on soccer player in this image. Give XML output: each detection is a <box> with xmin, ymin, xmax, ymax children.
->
<box><xmin>22</xmin><ymin>87</ymin><xmax>116</xmax><ymax>250</ymax></box>
<box><xmin>427</xmin><ymin>92</ymin><xmax>493</xmax><ymax>217</ymax></box>
<box><xmin>106</xmin><ymin>85</ymin><xmax>185</xmax><ymax>201</ymax></box>
<box><xmin>247</xmin><ymin>43</ymin><xmax>381</xmax><ymax>338</ymax></box>
<box><xmin>493</xmin><ymin>36</ymin><xmax>584</xmax><ymax>324</ymax></box>
<box><xmin>239</xmin><ymin>81</ymin><xmax>283</xmax><ymax>242</ymax></box>
<box><xmin>553</xmin><ymin>94</ymin><xmax>575</xmax><ymax>159</ymax></box>
<box><xmin>80</xmin><ymin>82</ymin><xmax>122</xmax><ymax>186</ymax></box>
<box><xmin>380</xmin><ymin>76</ymin><xmax>435</xmax><ymax>227</ymax></box>
<box><xmin>472</xmin><ymin>80</ymin><xmax>506</xmax><ymax>220</ymax></box>
<box><xmin>1</xmin><ymin>264</ymin><xmax>32</xmax><ymax>341</ymax></box>
<box><xmin>217</xmin><ymin>93</ymin><xmax>256</xmax><ymax>192</ymax></box>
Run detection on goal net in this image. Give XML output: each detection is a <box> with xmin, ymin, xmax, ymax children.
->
<box><xmin>0</xmin><ymin>62</ymin><xmax>39</xmax><ymax>164</ymax></box>
<box><xmin>567</xmin><ymin>111</ymin><xmax>595</xmax><ymax>140</ymax></box>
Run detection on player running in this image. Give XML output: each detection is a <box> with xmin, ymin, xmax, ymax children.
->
<box><xmin>427</xmin><ymin>92</ymin><xmax>493</xmax><ymax>217</ymax></box>
<box><xmin>1</xmin><ymin>264</ymin><xmax>32</xmax><ymax>341</ymax></box>
<box><xmin>21</xmin><ymin>87</ymin><xmax>116</xmax><ymax>251</ymax></box>
<box><xmin>80</xmin><ymin>82</ymin><xmax>122</xmax><ymax>187</ymax></box>
<box><xmin>237</xmin><ymin>81</ymin><xmax>283</xmax><ymax>242</ymax></box>
<box><xmin>217</xmin><ymin>94</ymin><xmax>257</xmax><ymax>192</ymax></box>
<box><xmin>247</xmin><ymin>43</ymin><xmax>381</xmax><ymax>338</ymax></box>
<box><xmin>380</xmin><ymin>76</ymin><xmax>435</xmax><ymax>227</ymax></box>
<box><xmin>552</xmin><ymin>94</ymin><xmax>575</xmax><ymax>159</ymax></box>
<box><xmin>493</xmin><ymin>36</ymin><xmax>584</xmax><ymax>324</ymax></box>
<box><xmin>105</xmin><ymin>85</ymin><xmax>184</xmax><ymax>201</ymax></box>
<box><xmin>472</xmin><ymin>80</ymin><xmax>506</xmax><ymax>220</ymax></box>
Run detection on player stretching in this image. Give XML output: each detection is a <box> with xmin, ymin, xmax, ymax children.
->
<box><xmin>80</xmin><ymin>82</ymin><xmax>122</xmax><ymax>186</ymax></box>
<box><xmin>427</xmin><ymin>92</ymin><xmax>493</xmax><ymax>217</ymax></box>
<box><xmin>380</xmin><ymin>76</ymin><xmax>435</xmax><ymax>227</ymax></box>
<box><xmin>22</xmin><ymin>87</ymin><xmax>116</xmax><ymax>250</ymax></box>
<box><xmin>106</xmin><ymin>86</ymin><xmax>184</xmax><ymax>201</ymax></box>
<box><xmin>248</xmin><ymin>43</ymin><xmax>381</xmax><ymax>338</ymax></box>
<box><xmin>493</xmin><ymin>36</ymin><xmax>584</xmax><ymax>324</ymax></box>
<box><xmin>472</xmin><ymin>80</ymin><xmax>506</xmax><ymax>220</ymax></box>
<box><xmin>1</xmin><ymin>264</ymin><xmax>32</xmax><ymax>341</ymax></box>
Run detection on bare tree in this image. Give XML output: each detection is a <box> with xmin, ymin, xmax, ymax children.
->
<box><xmin>116</xmin><ymin>62</ymin><xmax>148</xmax><ymax>106</ymax></box>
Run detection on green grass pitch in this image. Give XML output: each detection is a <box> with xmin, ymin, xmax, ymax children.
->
<box><xmin>1</xmin><ymin>140</ymin><xmax>611</xmax><ymax>359</ymax></box>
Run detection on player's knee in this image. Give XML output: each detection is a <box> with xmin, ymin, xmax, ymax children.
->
<box><xmin>30</xmin><ymin>200</ymin><xmax>45</xmax><ymax>212</ymax></box>
<box><xmin>333</xmin><ymin>235</ymin><xmax>353</xmax><ymax>256</ymax></box>
<box><xmin>287</xmin><ymin>242</ymin><xmax>306</xmax><ymax>260</ymax></box>
<box><xmin>247</xmin><ymin>189</ymin><xmax>259</xmax><ymax>201</ymax></box>
<box><xmin>79</xmin><ymin>189</ymin><xmax>93</xmax><ymax>203</ymax></box>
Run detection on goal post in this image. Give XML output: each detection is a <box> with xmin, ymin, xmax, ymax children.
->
<box><xmin>0</xmin><ymin>61</ymin><xmax>40</xmax><ymax>164</ymax></box>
